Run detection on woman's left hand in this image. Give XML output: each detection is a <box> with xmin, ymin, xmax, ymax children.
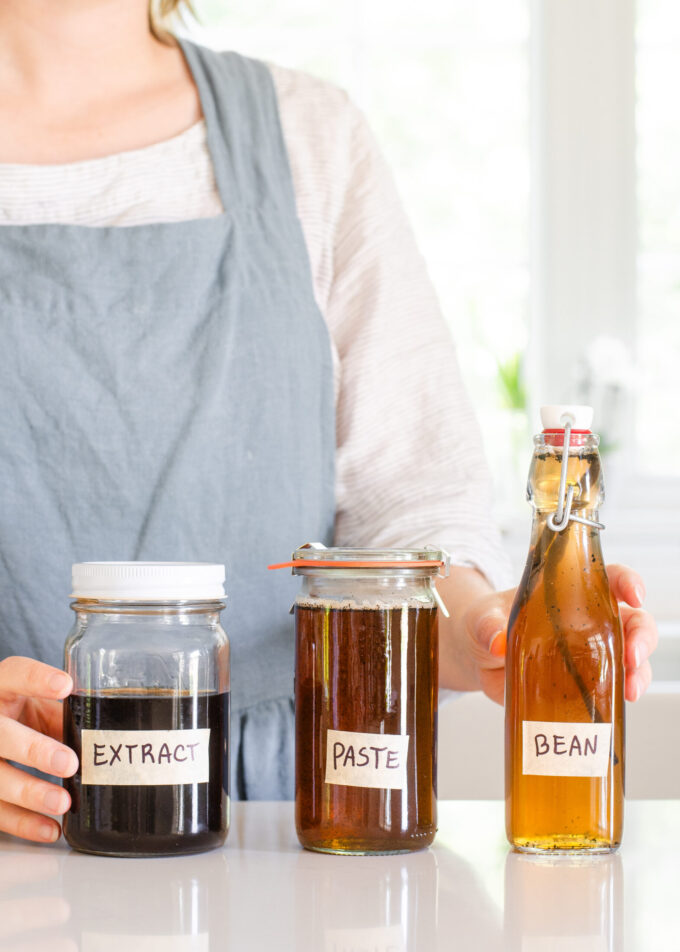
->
<box><xmin>462</xmin><ymin>563</ymin><xmax>657</xmax><ymax>705</ymax></box>
<box><xmin>605</xmin><ymin>564</ymin><xmax>657</xmax><ymax>702</ymax></box>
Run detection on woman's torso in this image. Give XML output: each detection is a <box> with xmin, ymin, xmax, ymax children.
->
<box><xmin>0</xmin><ymin>42</ymin><xmax>337</xmax><ymax>798</ymax></box>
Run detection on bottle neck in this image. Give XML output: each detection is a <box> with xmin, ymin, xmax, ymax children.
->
<box><xmin>528</xmin><ymin>511</ymin><xmax>606</xmax><ymax>565</ymax></box>
<box><xmin>527</xmin><ymin>432</ymin><xmax>604</xmax><ymax>517</ymax></box>
<box><xmin>530</xmin><ymin>507</ymin><xmax>603</xmax><ymax>532</ymax></box>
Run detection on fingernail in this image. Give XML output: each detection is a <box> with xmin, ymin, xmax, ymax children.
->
<box><xmin>634</xmin><ymin>584</ymin><xmax>645</xmax><ymax>606</ymax></box>
<box><xmin>489</xmin><ymin>631</ymin><xmax>507</xmax><ymax>658</ymax></box>
<box><xmin>40</xmin><ymin>822</ymin><xmax>59</xmax><ymax>842</ymax></box>
<box><xmin>51</xmin><ymin>749</ymin><xmax>75</xmax><ymax>775</ymax></box>
<box><xmin>49</xmin><ymin>672</ymin><xmax>71</xmax><ymax>696</ymax></box>
<box><xmin>44</xmin><ymin>789</ymin><xmax>69</xmax><ymax>815</ymax></box>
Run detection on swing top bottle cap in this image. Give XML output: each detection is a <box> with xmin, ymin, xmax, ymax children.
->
<box><xmin>540</xmin><ymin>405</ymin><xmax>593</xmax><ymax>431</ymax></box>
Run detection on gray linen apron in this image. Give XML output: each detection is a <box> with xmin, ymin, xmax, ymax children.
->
<box><xmin>0</xmin><ymin>41</ymin><xmax>335</xmax><ymax>800</ymax></box>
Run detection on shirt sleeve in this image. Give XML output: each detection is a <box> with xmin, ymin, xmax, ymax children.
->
<box><xmin>272</xmin><ymin>65</ymin><xmax>512</xmax><ymax>590</ymax></box>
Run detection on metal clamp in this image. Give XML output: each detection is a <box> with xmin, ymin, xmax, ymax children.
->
<box><xmin>546</xmin><ymin>418</ymin><xmax>605</xmax><ymax>533</ymax></box>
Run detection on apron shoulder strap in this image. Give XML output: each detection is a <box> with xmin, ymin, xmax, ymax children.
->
<box><xmin>178</xmin><ymin>41</ymin><xmax>297</xmax><ymax>211</ymax></box>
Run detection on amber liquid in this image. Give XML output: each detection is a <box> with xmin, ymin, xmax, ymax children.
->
<box><xmin>506</xmin><ymin>450</ymin><xmax>624</xmax><ymax>853</ymax></box>
<box><xmin>295</xmin><ymin>603</ymin><xmax>438</xmax><ymax>854</ymax></box>
<box><xmin>63</xmin><ymin>690</ymin><xmax>229</xmax><ymax>856</ymax></box>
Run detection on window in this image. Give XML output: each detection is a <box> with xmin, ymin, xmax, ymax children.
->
<box><xmin>185</xmin><ymin>0</ymin><xmax>530</xmax><ymax>517</ymax></box>
<box><xmin>638</xmin><ymin>0</ymin><xmax>680</xmax><ymax>476</ymax></box>
<box><xmin>185</xmin><ymin>1</ymin><xmax>680</xmax><ymax>559</ymax></box>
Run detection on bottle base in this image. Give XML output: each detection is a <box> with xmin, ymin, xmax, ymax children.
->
<box><xmin>511</xmin><ymin>834</ymin><xmax>620</xmax><ymax>855</ymax></box>
<box><xmin>302</xmin><ymin>843</ymin><xmax>427</xmax><ymax>856</ymax></box>
<box><xmin>63</xmin><ymin>828</ymin><xmax>228</xmax><ymax>858</ymax></box>
<box><xmin>297</xmin><ymin>828</ymin><xmax>436</xmax><ymax>856</ymax></box>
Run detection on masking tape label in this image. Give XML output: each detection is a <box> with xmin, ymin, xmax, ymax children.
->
<box><xmin>81</xmin><ymin>729</ymin><xmax>211</xmax><ymax>785</ymax></box>
<box><xmin>325</xmin><ymin>729</ymin><xmax>409</xmax><ymax>789</ymax></box>
<box><xmin>522</xmin><ymin>721</ymin><xmax>612</xmax><ymax>777</ymax></box>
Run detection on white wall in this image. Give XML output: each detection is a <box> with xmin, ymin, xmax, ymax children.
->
<box><xmin>439</xmin><ymin>688</ymin><xmax>680</xmax><ymax>799</ymax></box>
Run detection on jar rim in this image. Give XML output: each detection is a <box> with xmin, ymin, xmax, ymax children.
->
<box><xmin>70</xmin><ymin>598</ymin><xmax>227</xmax><ymax>614</ymax></box>
<box><xmin>269</xmin><ymin>545</ymin><xmax>446</xmax><ymax>575</ymax></box>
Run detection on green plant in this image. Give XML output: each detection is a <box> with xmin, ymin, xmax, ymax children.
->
<box><xmin>497</xmin><ymin>352</ymin><xmax>527</xmax><ymax>411</ymax></box>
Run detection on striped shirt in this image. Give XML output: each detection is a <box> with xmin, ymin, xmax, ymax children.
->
<box><xmin>0</xmin><ymin>62</ymin><xmax>510</xmax><ymax>588</ymax></box>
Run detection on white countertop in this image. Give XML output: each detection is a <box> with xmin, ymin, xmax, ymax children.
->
<box><xmin>0</xmin><ymin>799</ymin><xmax>676</xmax><ymax>951</ymax></box>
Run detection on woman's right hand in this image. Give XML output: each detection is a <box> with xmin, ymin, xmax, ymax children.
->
<box><xmin>0</xmin><ymin>657</ymin><xmax>78</xmax><ymax>843</ymax></box>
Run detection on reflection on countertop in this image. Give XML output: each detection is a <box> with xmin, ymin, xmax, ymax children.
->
<box><xmin>0</xmin><ymin>800</ymin><xmax>677</xmax><ymax>951</ymax></box>
<box><xmin>505</xmin><ymin>851</ymin><xmax>622</xmax><ymax>952</ymax></box>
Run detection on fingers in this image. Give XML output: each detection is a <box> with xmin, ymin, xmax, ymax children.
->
<box><xmin>478</xmin><ymin>668</ymin><xmax>505</xmax><ymax>706</ymax></box>
<box><xmin>23</xmin><ymin>698</ymin><xmax>67</xmax><ymax>744</ymax></box>
<box><xmin>466</xmin><ymin>589</ymin><xmax>515</xmax><ymax>658</ymax></box>
<box><xmin>0</xmin><ymin>715</ymin><xmax>78</xmax><ymax>778</ymax></box>
<box><xmin>620</xmin><ymin>603</ymin><xmax>658</xmax><ymax>702</ymax></box>
<box><xmin>0</xmin><ymin>658</ymin><xmax>76</xmax><ymax>844</ymax></box>
<box><xmin>621</xmin><ymin>605</ymin><xmax>659</xmax><ymax>671</ymax></box>
<box><xmin>606</xmin><ymin>563</ymin><xmax>645</xmax><ymax>608</ymax></box>
<box><xmin>462</xmin><ymin>572</ymin><xmax>656</xmax><ymax>707</ymax></box>
<box><xmin>0</xmin><ymin>761</ymin><xmax>70</xmax><ymax>819</ymax></box>
<box><xmin>463</xmin><ymin>589</ymin><xmax>515</xmax><ymax>703</ymax></box>
<box><xmin>0</xmin><ymin>800</ymin><xmax>61</xmax><ymax>844</ymax></box>
<box><xmin>0</xmin><ymin>657</ymin><xmax>72</xmax><ymax>704</ymax></box>
<box><xmin>626</xmin><ymin>658</ymin><xmax>652</xmax><ymax>703</ymax></box>
<box><xmin>474</xmin><ymin>610</ymin><xmax>508</xmax><ymax>664</ymax></box>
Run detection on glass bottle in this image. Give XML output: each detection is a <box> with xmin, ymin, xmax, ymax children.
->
<box><xmin>505</xmin><ymin>406</ymin><xmax>624</xmax><ymax>853</ymax></box>
<box><xmin>278</xmin><ymin>545</ymin><xmax>445</xmax><ymax>855</ymax></box>
<box><xmin>63</xmin><ymin>562</ymin><xmax>230</xmax><ymax>857</ymax></box>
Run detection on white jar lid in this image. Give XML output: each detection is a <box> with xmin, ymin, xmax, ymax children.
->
<box><xmin>540</xmin><ymin>405</ymin><xmax>594</xmax><ymax>430</ymax></box>
<box><xmin>71</xmin><ymin>562</ymin><xmax>226</xmax><ymax>601</ymax></box>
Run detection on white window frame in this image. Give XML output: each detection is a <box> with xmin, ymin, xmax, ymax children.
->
<box><xmin>529</xmin><ymin>0</ymin><xmax>636</xmax><ymax>464</ymax></box>
<box><xmin>188</xmin><ymin>2</ymin><xmax>679</xmax><ymax>614</ymax></box>
<box><xmin>523</xmin><ymin>0</ymin><xmax>680</xmax><ymax>623</ymax></box>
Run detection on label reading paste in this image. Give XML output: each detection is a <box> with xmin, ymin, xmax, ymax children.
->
<box><xmin>522</xmin><ymin>721</ymin><xmax>612</xmax><ymax>778</ymax></box>
<box><xmin>81</xmin><ymin>729</ymin><xmax>211</xmax><ymax>786</ymax></box>
<box><xmin>325</xmin><ymin>729</ymin><xmax>409</xmax><ymax>790</ymax></box>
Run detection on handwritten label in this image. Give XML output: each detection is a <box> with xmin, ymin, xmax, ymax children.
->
<box><xmin>325</xmin><ymin>729</ymin><xmax>409</xmax><ymax>790</ymax></box>
<box><xmin>522</xmin><ymin>721</ymin><xmax>612</xmax><ymax>777</ymax></box>
<box><xmin>325</xmin><ymin>925</ymin><xmax>405</xmax><ymax>952</ymax></box>
<box><xmin>81</xmin><ymin>729</ymin><xmax>211</xmax><ymax>786</ymax></box>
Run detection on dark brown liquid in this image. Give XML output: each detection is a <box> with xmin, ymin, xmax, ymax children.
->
<box><xmin>295</xmin><ymin>603</ymin><xmax>438</xmax><ymax>854</ymax></box>
<box><xmin>63</xmin><ymin>690</ymin><xmax>229</xmax><ymax>856</ymax></box>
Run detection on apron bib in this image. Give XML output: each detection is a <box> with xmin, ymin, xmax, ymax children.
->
<box><xmin>0</xmin><ymin>42</ymin><xmax>335</xmax><ymax>798</ymax></box>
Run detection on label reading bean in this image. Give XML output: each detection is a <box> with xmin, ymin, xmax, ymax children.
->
<box><xmin>522</xmin><ymin>721</ymin><xmax>612</xmax><ymax>777</ymax></box>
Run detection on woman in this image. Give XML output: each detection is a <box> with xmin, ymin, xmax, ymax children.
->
<box><xmin>0</xmin><ymin>0</ymin><xmax>656</xmax><ymax>843</ymax></box>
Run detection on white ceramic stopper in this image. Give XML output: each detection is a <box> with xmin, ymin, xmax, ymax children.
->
<box><xmin>540</xmin><ymin>405</ymin><xmax>594</xmax><ymax>430</ymax></box>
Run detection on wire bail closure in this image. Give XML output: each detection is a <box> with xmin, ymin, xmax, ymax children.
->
<box><xmin>546</xmin><ymin>418</ymin><xmax>605</xmax><ymax>533</ymax></box>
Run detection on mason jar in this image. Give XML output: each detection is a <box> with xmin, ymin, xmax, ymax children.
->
<box><xmin>62</xmin><ymin>562</ymin><xmax>230</xmax><ymax>857</ymax></box>
<box><xmin>289</xmin><ymin>546</ymin><xmax>445</xmax><ymax>854</ymax></box>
